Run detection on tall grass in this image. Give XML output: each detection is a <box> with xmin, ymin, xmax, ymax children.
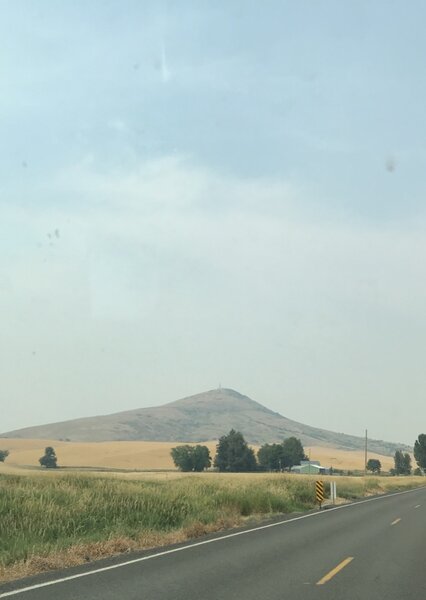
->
<box><xmin>0</xmin><ymin>474</ymin><xmax>313</xmax><ymax>567</ymax></box>
<box><xmin>0</xmin><ymin>472</ymin><xmax>423</xmax><ymax>581</ymax></box>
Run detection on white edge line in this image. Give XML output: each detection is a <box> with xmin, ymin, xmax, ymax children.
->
<box><xmin>1</xmin><ymin>485</ymin><xmax>425</xmax><ymax>598</ymax></box>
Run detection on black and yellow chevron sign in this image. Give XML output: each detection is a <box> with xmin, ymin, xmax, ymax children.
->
<box><xmin>315</xmin><ymin>481</ymin><xmax>325</xmax><ymax>507</ymax></box>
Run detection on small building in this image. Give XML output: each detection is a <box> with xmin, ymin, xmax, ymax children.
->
<box><xmin>291</xmin><ymin>460</ymin><xmax>329</xmax><ymax>475</ymax></box>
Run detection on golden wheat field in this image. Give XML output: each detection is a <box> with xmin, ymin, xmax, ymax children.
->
<box><xmin>0</xmin><ymin>438</ymin><xmax>394</xmax><ymax>471</ymax></box>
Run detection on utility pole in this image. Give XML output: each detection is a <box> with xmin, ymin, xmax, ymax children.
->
<box><xmin>364</xmin><ymin>429</ymin><xmax>368</xmax><ymax>476</ymax></box>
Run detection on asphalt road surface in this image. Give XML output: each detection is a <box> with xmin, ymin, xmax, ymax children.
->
<box><xmin>1</xmin><ymin>486</ymin><xmax>425</xmax><ymax>600</ymax></box>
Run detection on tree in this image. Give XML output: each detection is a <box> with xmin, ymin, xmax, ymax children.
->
<box><xmin>214</xmin><ymin>430</ymin><xmax>257</xmax><ymax>472</ymax></box>
<box><xmin>0</xmin><ymin>450</ymin><xmax>9</xmax><ymax>463</ymax></box>
<box><xmin>394</xmin><ymin>450</ymin><xmax>404</xmax><ymax>474</ymax></box>
<box><xmin>257</xmin><ymin>444</ymin><xmax>286</xmax><ymax>471</ymax></box>
<box><xmin>192</xmin><ymin>445</ymin><xmax>211</xmax><ymax>472</ymax></box>
<box><xmin>281</xmin><ymin>437</ymin><xmax>307</xmax><ymax>469</ymax></box>
<box><xmin>257</xmin><ymin>437</ymin><xmax>307</xmax><ymax>471</ymax></box>
<box><xmin>413</xmin><ymin>467</ymin><xmax>423</xmax><ymax>476</ymax></box>
<box><xmin>171</xmin><ymin>445</ymin><xmax>193</xmax><ymax>471</ymax></box>
<box><xmin>393</xmin><ymin>450</ymin><xmax>411</xmax><ymax>475</ymax></box>
<box><xmin>414</xmin><ymin>434</ymin><xmax>426</xmax><ymax>471</ymax></box>
<box><xmin>366</xmin><ymin>458</ymin><xmax>381</xmax><ymax>474</ymax></box>
<box><xmin>39</xmin><ymin>446</ymin><xmax>58</xmax><ymax>468</ymax></box>
<box><xmin>171</xmin><ymin>445</ymin><xmax>211</xmax><ymax>472</ymax></box>
<box><xmin>404</xmin><ymin>453</ymin><xmax>413</xmax><ymax>474</ymax></box>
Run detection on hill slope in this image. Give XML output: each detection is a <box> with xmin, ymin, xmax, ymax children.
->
<box><xmin>1</xmin><ymin>388</ymin><xmax>409</xmax><ymax>455</ymax></box>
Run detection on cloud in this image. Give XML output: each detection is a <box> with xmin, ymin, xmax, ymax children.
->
<box><xmin>2</xmin><ymin>155</ymin><xmax>426</xmax><ymax>441</ymax></box>
<box><xmin>3</xmin><ymin>153</ymin><xmax>423</xmax><ymax>328</ymax></box>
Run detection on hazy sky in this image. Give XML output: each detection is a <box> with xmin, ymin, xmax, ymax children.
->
<box><xmin>1</xmin><ymin>1</ymin><xmax>426</xmax><ymax>444</ymax></box>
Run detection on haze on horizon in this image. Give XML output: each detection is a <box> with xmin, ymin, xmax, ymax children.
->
<box><xmin>1</xmin><ymin>1</ymin><xmax>426</xmax><ymax>445</ymax></box>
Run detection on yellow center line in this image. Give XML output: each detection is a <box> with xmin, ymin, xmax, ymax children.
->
<box><xmin>391</xmin><ymin>518</ymin><xmax>401</xmax><ymax>526</ymax></box>
<box><xmin>316</xmin><ymin>557</ymin><xmax>354</xmax><ymax>586</ymax></box>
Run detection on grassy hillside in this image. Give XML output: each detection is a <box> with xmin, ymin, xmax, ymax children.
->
<box><xmin>1</xmin><ymin>388</ymin><xmax>412</xmax><ymax>456</ymax></box>
<box><xmin>0</xmin><ymin>471</ymin><xmax>423</xmax><ymax>583</ymax></box>
<box><xmin>0</xmin><ymin>438</ymin><xmax>394</xmax><ymax>471</ymax></box>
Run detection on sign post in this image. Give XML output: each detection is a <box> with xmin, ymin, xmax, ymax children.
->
<box><xmin>315</xmin><ymin>480</ymin><xmax>325</xmax><ymax>509</ymax></box>
<box><xmin>330</xmin><ymin>481</ymin><xmax>337</xmax><ymax>504</ymax></box>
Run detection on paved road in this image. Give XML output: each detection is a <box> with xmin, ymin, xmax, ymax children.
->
<box><xmin>1</xmin><ymin>486</ymin><xmax>426</xmax><ymax>599</ymax></box>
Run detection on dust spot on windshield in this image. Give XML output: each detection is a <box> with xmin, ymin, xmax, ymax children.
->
<box><xmin>385</xmin><ymin>156</ymin><xmax>396</xmax><ymax>173</ymax></box>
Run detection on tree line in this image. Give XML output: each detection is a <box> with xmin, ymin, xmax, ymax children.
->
<box><xmin>171</xmin><ymin>429</ymin><xmax>307</xmax><ymax>472</ymax></box>
<box><xmin>367</xmin><ymin>443</ymin><xmax>426</xmax><ymax>476</ymax></box>
<box><xmin>171</xmin><ymin>432</ymin><xmax>426</xmax><ymax>474</ymax></box>
<box><xmin>390</xmin><ymin>440</ymin><xmax>426</xmax><ymax>476</ymax></box>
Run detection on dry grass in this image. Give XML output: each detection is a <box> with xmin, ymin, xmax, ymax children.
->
<box><xmin>1</xmin><ymin>519</ymin><xmax>240</xmax><ymax>584</ymax></box>
<box><xmin>0</xmin><ymin>470</ymin><xmax>423</xmax><ymax>584</ymax></box>
<box><xmin>303</xmin><ymin>446</ymin><xmax>394</xmax><ymax>471</ymax></box>
<box><xmin>0</xmin><ymin>472</ymin><xmax>315</xmax><ymax>583</ymax></box>
<box><xmin>1</xmin><ymin>438</ymin><xmax>394</xmax><ymax>471</ymax></box>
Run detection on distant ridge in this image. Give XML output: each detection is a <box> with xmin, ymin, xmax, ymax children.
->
<box><xmin>1</xmin><ymin>388</ymin><xmax>410</xmax><ymax>456</ymax></box>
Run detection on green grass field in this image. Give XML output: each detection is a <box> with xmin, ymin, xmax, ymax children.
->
<box><xmin>0</xmin><ymin>472</ymin><xmax>424</xmax><ymax>582</ymax></box>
